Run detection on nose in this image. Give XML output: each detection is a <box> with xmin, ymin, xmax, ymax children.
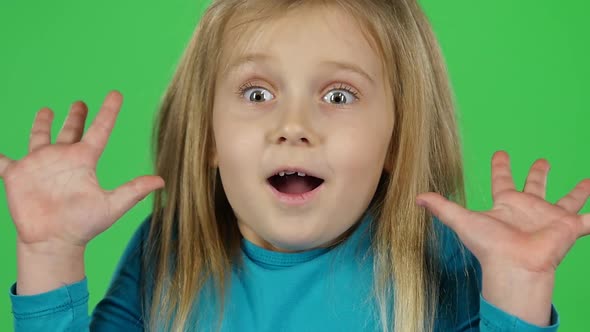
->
<box><xmin>268</xmin><ymin>102</ymin><xmax>320</xmax><ymax>147</ymax></box>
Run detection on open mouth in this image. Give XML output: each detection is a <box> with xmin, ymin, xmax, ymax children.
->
<box><xmin>267</xmin><ymin>171</ymin><xmax>325</xmax><ymax>194</ymax></box>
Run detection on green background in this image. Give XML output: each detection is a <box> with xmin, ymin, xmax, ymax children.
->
<box><xmin>0</xmin><ymin>0</ymin><xmax>588</xmax><ymax>330</ymax></box>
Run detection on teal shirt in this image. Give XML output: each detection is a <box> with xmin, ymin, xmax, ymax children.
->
<box><xmin>10</xmin><ymin>214</ymin><xmax>559</xmax><ymax>331</ymax></box>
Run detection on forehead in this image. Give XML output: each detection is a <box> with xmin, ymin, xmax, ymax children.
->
<box><xmin>218</xmin><ymin>4</ymin><xmax>384</xmax><ymax>80</ymax></box>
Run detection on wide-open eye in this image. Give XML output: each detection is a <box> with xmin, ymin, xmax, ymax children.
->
<box><xmin>322</xmin><ymin>85</ymin><xmax>360</xmax><ymax>105</ymax></box>
<box><xmin>242</xmin><ymin>86</ymin><xmax>275</xmax><ymax>103</ymax></box>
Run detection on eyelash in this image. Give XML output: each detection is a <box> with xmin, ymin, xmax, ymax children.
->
<box><xmin>234</xmin><ymin>81</ymin><xmax>361</xmax><ymax>103</ymax></box>
<box><xmin>235</xmin><ymin>81</ymin><xmax>260</xmax><ymax>97</ymax></box>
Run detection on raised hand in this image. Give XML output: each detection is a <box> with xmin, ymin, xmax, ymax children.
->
<box><xmin>0</xmin><ymin>91</ymin><xmax>165</xmax><ymax>294</ymax></box>
<box><xmin>416</xmin><ymin>151</ymin><xmax>590</xmax><ymax>326</ymax></box>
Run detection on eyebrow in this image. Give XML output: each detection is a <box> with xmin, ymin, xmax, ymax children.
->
<box><xmin>226</xmin><ymin>53</ymin><xmax>376</xmax><ymax>85</ymax></box>
<box><xmin>226</xmin><ymin>53</ymin><xmax>275</xmax><ymax>73</ymax></box>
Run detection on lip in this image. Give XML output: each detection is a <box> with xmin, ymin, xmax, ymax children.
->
<box><xmin>266</xmin><ymin>181</ymin><xmax>325</xmax><ymax>206</ymax></box>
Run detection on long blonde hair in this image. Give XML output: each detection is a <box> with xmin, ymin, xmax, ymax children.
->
<box><xmin>144</xmin><ymin>1</ymin><xmax>466</xmax><ymax>331</ymax></box>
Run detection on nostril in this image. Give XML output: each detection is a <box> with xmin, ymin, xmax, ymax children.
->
<box><xmin>278</xmin><ymin>136</ymin><xmax>309</xmax><ymax>144</ymax></box>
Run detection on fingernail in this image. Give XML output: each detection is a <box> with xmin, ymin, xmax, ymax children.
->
<box><xmin>416</xmin><ymin>199</ymin><xmax>427</xmax><ymax>207</ymax></box>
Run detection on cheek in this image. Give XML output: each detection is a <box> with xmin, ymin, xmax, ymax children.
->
<box><xmin>213</xmin><ymin>115</ymin><xmax>264</xmax><ymax>182</ymax></box>
<box><xmin>327</xmin><ymin>114</ymin><xmax>392</xmax><ymax>176</ymax></box>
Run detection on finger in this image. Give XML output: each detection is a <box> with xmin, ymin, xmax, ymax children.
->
<box><xmin>56</xmin><ymin>101</ymin><xmax>89</xmax><ymax>144</ymax></box>
<box><xmin>523</xmin><ymin>159</ymin><xmax>550</xmax><ymax>199</ymax></box>
<box><xmin>491</xmin><ymin>151</ymin><xmax>516</xmax><ymax>200</ymax></box>
<box><xmin>107</xmin><ymin>175</ymin><xmax>165</xmax><ymax>220</ymax></box>
<box><xmin>82</xmin><ymin>91</ymin><xmax>123</xmax><ymax>160</ymax></box>
<box><xmin>0</xmin><ymin>153</ymin><xmax>15</xmax><ymax>178</ymax></box>
<box><xmin>29</xmin><ymin>108</ymin><xmax>54</xmax><ymax>153</ymax></box>
<box><xmin>557</xmin><ymin>179</ymin><xmax>590</xmax><ymax>213</ymax></box>
<box><xmin>578</xmin><ymin>213</ymin><xmax>590</xmax><ymax>238</ymax></box>
<box><xmin>416</xmin><ymin>192</ymin><xmax>476</xmax><ymax>241</ymax></box>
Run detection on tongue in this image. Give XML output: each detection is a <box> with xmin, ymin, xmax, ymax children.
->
<box><xmin>275</xmin><ymin>175</ymin><xmax>315</xmax><ymax>194</ymax></box>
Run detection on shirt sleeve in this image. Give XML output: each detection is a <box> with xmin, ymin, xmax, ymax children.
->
<box><xmin>433</xmin><ymin>217</ymin><xmax>560</xmax><ymax>331</ymax></box>
<box><xmin>10</xmin><ymin>278</ymin><xmax>90</xmax><ymax>332</ymax></box>
<box><xmin>9</xmin><ymin>214</ymin><xmax>153</xmax><ymax>332</ymax></box>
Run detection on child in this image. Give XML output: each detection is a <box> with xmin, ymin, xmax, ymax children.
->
<box><xmin>3</xmin><ymin>0</ymin><xmax>589</xmax><ymax>331</ymax></box>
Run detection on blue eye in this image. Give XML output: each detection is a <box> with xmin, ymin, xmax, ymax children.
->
<box><xmin>236</xmin><ymin>82</ymin><xmax>360</xmax><ymax>105</ymax></box>
<box><xmin>323</xmin><ymin>84</ymin><xmax>360</xmax><ymax>105</ymax></box>
<box><xmin>323</xmin><ymin>90</ymin><xmax>355</xmax><ymax>105</ymax></box>
<box><xmin>238</xmin><ymin>83</ymin><xmax>275</xmax><ymax>103</ymax></box>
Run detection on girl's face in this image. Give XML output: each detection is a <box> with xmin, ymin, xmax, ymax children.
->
<box><xmin>212</xmin><ymin>5</ymin><xmax>394</xmax><ymax>252</ymax></box>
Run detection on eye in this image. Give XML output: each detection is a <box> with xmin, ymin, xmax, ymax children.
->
<box><xmin>322</xmin><ymin>83</ymin><xmax>360</xmax><ymax>105</ymax></box>
<box><xmin>237</xmin><ymin>82</ymin><xmax>275</xmax><ymax>103</ymax></box>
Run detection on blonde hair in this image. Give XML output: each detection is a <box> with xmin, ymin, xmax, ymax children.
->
<box><xmin>144</xmin><ymin>0</ymin><xmax>466</xmax><ymax>331</ymax></box>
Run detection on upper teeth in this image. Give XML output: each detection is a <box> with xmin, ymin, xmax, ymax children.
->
<box><xmin>279</xmin><ymin>171</ymin><xmax>306</xmax><ymax>177</ymax></box>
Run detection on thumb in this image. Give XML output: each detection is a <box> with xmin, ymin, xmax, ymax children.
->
<box><xmin>416</xmin><ymin>192</ymin><xmax>474</xmax><ymax>240</ymax></box>
<box><xmin>0</xmin><ymin>153</ymin><xmax>14</xmax><ymax>178</ymax></box>
<box><xmin>107</xmin><ymin>175</ymin><xmax>165</xmax><ymax>219</ymax></box>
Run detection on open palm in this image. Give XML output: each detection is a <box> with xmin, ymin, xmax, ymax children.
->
<box><xmin>0</xmin><ymin>91</ymin><xmax>164</xmax><ymax>250</ymax></box>
<box><xmin>417</xmin><ymin>151</ymin><xmax>590</xmax><ymax>275</ymax></box>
